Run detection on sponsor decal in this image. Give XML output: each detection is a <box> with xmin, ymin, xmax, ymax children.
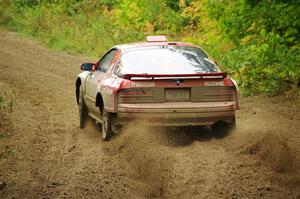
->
<box><xmin>204</xmin><ymin>81</ymin><xmax>224</xmax><ymax>86</ymax></box>
<box><xmin>131</xmin><ymin>82</ymin><xmax>155</xmax><ymax>87</ymax></box>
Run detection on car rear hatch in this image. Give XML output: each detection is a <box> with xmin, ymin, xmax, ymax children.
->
<box><xmin>117</xmin><ymin>72</ymin><xmax>237</xmax><ymax>105</ymax></box>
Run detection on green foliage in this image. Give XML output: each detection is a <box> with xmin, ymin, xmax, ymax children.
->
<box><xmin>113</xmin><ymin>0</ymin><xmax>184</xmax><ymax>42</ymax></box>
<box><xmin>1</xmin><ymin>0</ymin><xmax>115</xmax><ymax>56</ymax></box>
<box><xmin>207</xmin><ymin>0</ymin><xmax>300</xmax><ymax>95</ymax></box>
<box><xmin>0</xmin><ymin>0</ymin><xmax>299</xmax><ymax>95</ymax></box>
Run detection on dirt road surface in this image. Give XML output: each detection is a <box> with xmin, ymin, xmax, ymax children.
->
<box><xmin>0</xmin><ymin>29</ymin><xmax>299</xmax><ymax>199</ymax></box>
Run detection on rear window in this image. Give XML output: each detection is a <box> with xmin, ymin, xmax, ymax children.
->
<box><xmin>115</xmin><ymin>46</ymin><xmax>219</xmax><ymax>75</ymax></box>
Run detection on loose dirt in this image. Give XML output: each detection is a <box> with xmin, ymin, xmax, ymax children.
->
<box><xmin>0</xmin><ymin>29</ymin><xmax>299</xmax><ymax>199</ymax></box>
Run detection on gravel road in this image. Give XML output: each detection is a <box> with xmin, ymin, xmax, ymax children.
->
<box><xmin>0</xmin><ymin>29</ymin><xmax>299</xmax><ymax>199</ymax></box>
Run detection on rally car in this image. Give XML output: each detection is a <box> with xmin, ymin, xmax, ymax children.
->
<box><xmin>76</xmin><ymin>36</ymin><xmax>239</xmax><ymax>141</ymax></box>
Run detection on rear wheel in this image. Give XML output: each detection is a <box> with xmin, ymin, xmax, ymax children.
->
<box><xmin>102</xmin><ymin>110</ymin><xmax>113</xmax><ymax>141</ymax></box>
<box><xmin>211</xmin><ymin>118</ymin><xmax>236</xmax><ymax>138</ymax></box>
<box><xmin>78</xmin><ymin>85</ymin><xmax>88</xmax><ymax>129</ymax></box>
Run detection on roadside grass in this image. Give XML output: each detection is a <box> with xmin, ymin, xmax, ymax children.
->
<box><xmin>0</xmin><ymin>147</ymin><xmax>18</xmax><ymax>159</ymax></box>
<box><xmin>0</xmin><ymin>91</ymin><xmax>15</xmax><ymax>113</ymax></box>
<box><xmin>0</xmin><ymin>131</ymin><xmax>10</xmax><ymax>139</ymax></box>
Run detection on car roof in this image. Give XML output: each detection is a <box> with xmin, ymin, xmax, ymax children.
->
<box><xmin>114</xmin><ymin>41</ymin><xmax>200</xmax><ymax>51</ymax></box>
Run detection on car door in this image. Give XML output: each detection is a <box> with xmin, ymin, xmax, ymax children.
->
<box><xmin>85</xmin><ymin>49</ymin><xmax>118</xmax><ymax>115</ymax></box>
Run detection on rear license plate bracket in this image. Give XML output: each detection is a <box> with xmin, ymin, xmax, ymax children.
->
<box><xmin>165</xmin><ymin>88</ymin><xmax>190</xmax><ymax>102</ymax></box>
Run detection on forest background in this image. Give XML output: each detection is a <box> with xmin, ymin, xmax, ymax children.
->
<box><xmin>0</xmin><ymin>0</ymin><xmax>299</xmax><ymax>95</ymax></box>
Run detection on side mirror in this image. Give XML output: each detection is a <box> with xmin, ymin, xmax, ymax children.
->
<box><xmin>81</xmin><ymin>63</ymin><xmax>96</xmax><ymax>71</ymax></box>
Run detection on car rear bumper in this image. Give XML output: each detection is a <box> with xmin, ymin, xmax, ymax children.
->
<box><xmin>114</xmin><ymin>101</ymin><xmax>236</xmax><ymax>126</ymax></box>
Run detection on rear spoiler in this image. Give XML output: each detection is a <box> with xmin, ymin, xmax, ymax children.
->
<box><xmin>122</xmin><ymin>72</ymin><xmax>227</xmax><ymax>80</ymax></box>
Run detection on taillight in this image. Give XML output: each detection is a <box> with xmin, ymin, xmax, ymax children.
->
<box><xmin>118</xmin><ymin>89</ymin><xmax>153</xmax><ymax>103</ymax></box>
<box><xmin>120</xmin><ymin>90</ymin><xmax>151</xmax><ymax>96</ymax></box>
<box><xmin>230</xmin><ymin>78</ymin><xmax>240</xmax><ymax>110</ymax></box>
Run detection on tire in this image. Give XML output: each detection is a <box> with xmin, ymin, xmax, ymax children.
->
<box><xmin>211</xmin><ymin>118</ymin><xmax>236</xmax><ymax>138</ymax></box>
<box><xmin>102</xmin><ymin>110</ymin><xmax>113</xmax><ymax>141</ymax></box>
<box><xmin>78</xmin><ymin>85</ymin><xmax>88</xmax><ymax>129</ymax></box>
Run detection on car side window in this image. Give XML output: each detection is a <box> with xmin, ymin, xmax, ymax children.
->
<box><xmin>97</xmin><ymin>49</ymin><xmax>117</xmax><ymax>73</ymax></box>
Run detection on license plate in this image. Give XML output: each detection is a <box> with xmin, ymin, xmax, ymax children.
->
<box><xmin>165</xmin><ymin>88</ymin><xmax>190</xmax><ymax>101</ymax></box>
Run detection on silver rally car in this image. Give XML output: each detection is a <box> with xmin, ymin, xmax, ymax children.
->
<box><xmin>76</xmin><ymin>36</ymin><xmax>239</xmax><ymax>141</ymax></box>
